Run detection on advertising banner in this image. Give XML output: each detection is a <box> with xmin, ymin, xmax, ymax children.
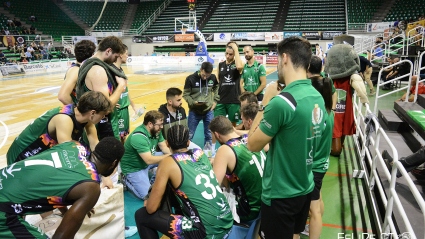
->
<box><xmin>266</xmin><ymin>55</ymin><xmax>278</xmax><ymax>65</ymax></box>
<box><xmin>73</xmin><ymin>36</ymin><xmax>97</xmax><ymax>45</ymax></box>
<box><xmin>283</xmin><ymin>32</ymin><xmax>302</xmax><ymax>38</ymax></box>
<box><xmin>170</xmin><ymin>53</ymin><xmax>186</xmax><ymax>56</ymax></box>
<box><xmin>0</xmin><ymin>64</ymin><xmax>25</xmax><ymax>76</ymax></box>
<box><xmin>91</xmin><ymin>32</ymin><xmax>123</xmax><ymax>37</ymax></box>
<box><xmin>230</xmin><ymin>32</ymin><xmax>265</xmax><ymax>41</ymax></box>
<box><xmin>367</xmin><ymin>22</ymin><xmax>394</xmax><ymax>32</ymax></box>
<box><xmin>254</xmin><ymin>55</ymin><xmax>264</xmax><ymax>64</ymax></box>
<box><xmin>127</xmin><ymin>56</ymin><xmax>208</xmax><ymax>65</ymax></box>
<box><xmin>302</xmin><ymin>32</ymin><xmax>321</xmax><ymax>40</ymax></box>
<box><xmin>175</xmin><ymin>34</ymin><xmax>194</xmax><ymax>42</ymax></box>
<box><xmin>195</xmin><ymin>33</ymin><xmax>213</xmax><ymax>41</ymax></box>
<box><xmin>321</xmin><ymin>31</ymin><xmax>344</xmax><ymax>40</ymax></box>
<box><xmin>195</xmin><ymin>42</ymin><xmax>208</xmax><ymax>56</ymax></box>
<box><xmin>2</xmin><ymin>35</ymin><xmax>25</xmax><ymax>47</ymax></box>
<box><xmin>265</xmin><ymin>32</ymin><xmax>283</xmax><ymax>42</ymax></box>
<box><xmin>146</xmin><ymin>35</ymin><xmax>175</xmax><ymax>43</ymax></box>
<box><xmin>214</xmin><ymin>33</ymin><xmax>231</xmax><ymax>42</ymax></box>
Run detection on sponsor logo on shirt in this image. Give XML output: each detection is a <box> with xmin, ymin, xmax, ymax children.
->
<box><xmin>208</xmin><ymin>80</ymin><xmax>214</xmax><ymax>86</ymax></box>
<box><xmin>261</xmin><ymin>119</ymin><xmax>272</xmax><ymax>129</ymax></box>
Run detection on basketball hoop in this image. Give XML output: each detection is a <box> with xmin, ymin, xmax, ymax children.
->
<box><xmin>181</xmin><ymin>29</ymin><xmax>187</xmax><ymax>35</ymax></box>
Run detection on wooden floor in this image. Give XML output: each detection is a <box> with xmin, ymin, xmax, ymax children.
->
<box><xmin>0</xmin><ymin>64</ymin><xmax>277</xmax><ymax>169</ymax></box>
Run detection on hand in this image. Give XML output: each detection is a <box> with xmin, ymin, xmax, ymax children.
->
<box><xmin>115</xmin><ymin>76</ymin><xmax>126</xmax><ymax>87</ymax></box>
<box><xmin>228</xmin><ymin>42</ymin><xmax>238</xmax><ymax>51</ymax></box>
<box><xmin>262</xmin><ymin>81</ymin><xmax>281</xmax><ymax>106</ymax></box>
<box><xmin>101</xmin><ymin>177</ymin><xmax>114</xmax><ymax>189</ymax></box>
<box><xmin>143</xmin><ymin>200</ymin><xmax>147</xmax><ymax>207</ymax></box>
<box><xmin>115</xmin><ymin>103</ymin><xmax>121</xmax><ymax>109</ymax></box>
<box><xmin>87</xmin><ymin>208</ymin><xmax>95</xmax><ymax>218</ymax></box>
<box><xmin>210</xmin><ymin>102</ymin><xmax>217</xmax><ymax>111</ymax></box>
<box><xmin>209</xmin><ymin>157</ymin><xmax>214</xmax><ymax>166</ymax></box>
<box><xmin>132</xmin><ymin>106</ymin><xmax>138</xmax><ymax>114</ymax></box>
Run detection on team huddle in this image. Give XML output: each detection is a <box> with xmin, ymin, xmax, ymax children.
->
<box><xmin>1</xmin><ymin>36</ymin><xmax>335</xmax><ymax>239</ymax></box>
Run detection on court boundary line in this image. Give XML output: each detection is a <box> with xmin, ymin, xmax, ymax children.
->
<box><xmin>0</xmin><ymin>120</ymin><xmax>9</xmax><ymax>150</ymax></box>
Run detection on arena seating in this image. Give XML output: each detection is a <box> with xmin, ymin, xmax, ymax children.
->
<box><xmin>143</xmin><ymin>0</ymin><xmax>209</xmax><ymax>35</ymax></box>
<box><xmin>0</xmin><ymin>0</ymin><xmax>83</xmax><ymax>41</ymax></box>
<box><xmin>65</xmin><ymin>1</ymin><xmax>127</xmax><ymax>31</ymax></box>
<box><xmin>384</xmin><ymin>0</ymin><xmax>425</xmax><ymax>21</ymax></box>
<box><xmin>283</xmin><ymin>0</ymin><xmax>346</xmax><ymax>31</ymax></box>
<box><xmin>201</xmin><ymin>0</ymin><xmax>280</xmax><ymax>33</ymax></box>
<box><xmin>347</xmin><ymin>0</ymin><xmax>382</xmax><ymax>23</ymax></box>
<box><xmin>131</xmin><ymin>1</ymin><xmax>162</xmax><ymax>30</ymax></box>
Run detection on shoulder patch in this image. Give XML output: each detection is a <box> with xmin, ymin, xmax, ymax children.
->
<box><xmin>277</xmin><ymin>92</ymin><xmax>297</xmax><ymax>111</ymax></box>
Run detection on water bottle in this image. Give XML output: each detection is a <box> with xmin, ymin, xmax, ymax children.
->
<box><xmin>203</xmin><ymin>142</ymin><xmax>212</xmax><ymax>157</ymax></box>
<box><xmin>131</xmin><ymin>107</ymin><xmax>146</xmax><ymax>122</ymax></box>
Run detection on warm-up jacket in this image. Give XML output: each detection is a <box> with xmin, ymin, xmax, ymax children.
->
<box><xmin>183</xmin><ymin>71</ymin><xmax>220</xmax><ymax>115</ymax></box>
<box><xmin>158</xmin><ymin>103</ymin><xmax>188</xmax><ymax>140</ymax></box>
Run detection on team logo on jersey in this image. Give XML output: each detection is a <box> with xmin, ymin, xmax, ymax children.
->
<box><xmin>151</xmin><ymin>145</ymin><xmax>156</xmax><ymax>155</ymax></box>
<box><xmin>244</xmin><ymin>70</ymin><xmax>247</xmax><ymax>73</ymax></box>
<box><xmin>208</xmin><ymin>80</ymin><xmax>214</xmax><ymax>86</ymax></box>
<box><xmin>312</xmin><ymin>104</ymin><xmax>323</xmax><ymax>125</ymax></box>
<box><xmin>224</xmin><ymin>75</ymin><xmax>232</xmax><ymax>83</ymax></box>
<box><xmin>248</xmin><ymin>76</ymin><xmax>254</xmax><ymax>82</ymax></box>
<box><xmin>119</xmin><ymin>119</ymin><xmax>125</xmax><ymax>128</ymax></box>
<box><xmin>11</xmin><ymin>204</ymin><xmax>23</xmax><ymax>214</ymax></box>
<box><xmin>254</xmin><ymin>68</ymin><xmax>259</xmax><ymax>72</ymax></box>
<box><xmin>177</xmin><ymin>113</ymin><xmax>182</xmax><ymax>120</ymax></box>
<box><xmin>217</xmin><ymin>198</ymin><xmax>228</xmax><ymax>212</ymax></box>
<box><xmin>195</xmin><ymin>82</ymin><xmax>199</xmax><ymax>86</ymax></box>
<box><xmin>220</xmin><ymin>67</ymin><xmax>224</xmax><ymax>71</ymax></box>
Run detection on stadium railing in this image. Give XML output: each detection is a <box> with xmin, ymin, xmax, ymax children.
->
<box><xmin>353</xmin><ymin>58</ymin><xmax>425</xmax><ymax>237</ymax></box>
<box><xmin>123</xmin><ymin>0</ymin><xmax>172</xmax><ymax>36</ymax></box>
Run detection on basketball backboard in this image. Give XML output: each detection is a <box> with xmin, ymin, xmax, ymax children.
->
<box><xmin>174</xmin><ymin>15</ymin><xmax>197</xmax><ymax>33</ymax></box>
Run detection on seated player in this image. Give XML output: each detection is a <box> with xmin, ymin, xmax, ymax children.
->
<box><xmin>235</xmin><ymin>91</ymin><xmax>258</xmax><ymax>130</ymax></box>
<box><xmin>135</xmin><ymin>125</ymin><xmax>233</xmax><ymax>239</ymax></box>
<box><xmin>58</xmin><ymin>40</ymin><xmax>96</xmax><ymax>105</ymax></box>
<box><xmin>120</xmin><ymin>110</ymin><xmax>171</xmax><ymax>199</ymax></box>
<box><xmin>0</xmin><ymin>137</ymin><xmax>124</xmax><ymax>239</ymax></box>
<box><xmin>210</xmin><ymin>115</ymin><xmax>265</xmax><ymax>222</ymax></box>
<box><xmin>6</xmin><ymin>91</ymin><xmax>110</xmax><ymax>165</ymax></box>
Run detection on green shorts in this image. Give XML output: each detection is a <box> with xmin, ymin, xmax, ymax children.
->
<box><xmin>214</xmin><ymin>103</ymin><xmax>240</xmax><ymax>123</ymax></box>
<box><xmin>118</xmin><ymin>107</ymin><xmax>130</xmax><ymax>141</ymax></box>
<box><xmin>0</xmin><ymin>211</ymin><xmax>47</xmax><ymax>239</ymax></box>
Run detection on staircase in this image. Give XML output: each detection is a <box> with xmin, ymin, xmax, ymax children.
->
<box><xmin>370</xmin><ymin>0</ymin><xmax>397</xmax><ymax>22</ymax></box>
<box><xmin>271</xmin><ymin>0</ymin><xmax>291</xmax><ymax>31</ymax></box>
<box><xmin>121</xmin><ymin>3</ymin><xmax>137</xmax><ymax>30</ymax></box>
<box><xmin>198</xmin><ymin>0</ymin><xmax>219</xmax><ymax>31</ymax></box>
<box><xmin>54</xmin><ymin>2</ymin><xmax>89</xmax><ymax>30</ymax></box>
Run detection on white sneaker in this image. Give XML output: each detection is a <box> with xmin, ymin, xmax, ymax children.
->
<box><xmin>300</xmin><ymin>224</ymin><xmax>309</xmax><ymax>236</ymax></box>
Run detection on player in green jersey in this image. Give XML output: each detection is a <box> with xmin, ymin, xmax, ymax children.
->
<box><xmin>135</xmin><ymin>125</ymin><xmax>233</xmax><ymax>239</ymax></box>
<box><xmin>6</xmin><ymin>91</ymin><xmax>110</xmax><ymax>165</ymax></box>
<box><xmin>210</xmin><ymin>115</ymin><xmax>265</xmax><ymax>222</ymax></box>
<box><xmin>0</xmin><ymin>137</ymin><xmax>124</xmax><ymax>239</ymax></box>
<box><xmin>240</xmin><ymin>46</ymin><xmax>267</xmax><ymax>102</ymax></box>
<box><xmin>306</xmin><ymin>75</ymin><xmax>335</xmax><ymax>239</ymax></box>
<box><xmin>58</xmin><ymin>40</ymin><xmax>96</xmax><ymax>105</ymax></box>
<box><xmin>247</xmin><ymin>37</ymin><xmax>328</xmax><ymax>239</ymax></box>
<box><xmin>111</xmin><ymin>44</ymin><xmax>138</xmax><ymax>144</ymax></box>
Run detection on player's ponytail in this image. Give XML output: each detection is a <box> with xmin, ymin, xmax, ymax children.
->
<box><xmin>310</xmin><ymin>76</ymin><xmax>333</xmax><ymax>115</ymax></box>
